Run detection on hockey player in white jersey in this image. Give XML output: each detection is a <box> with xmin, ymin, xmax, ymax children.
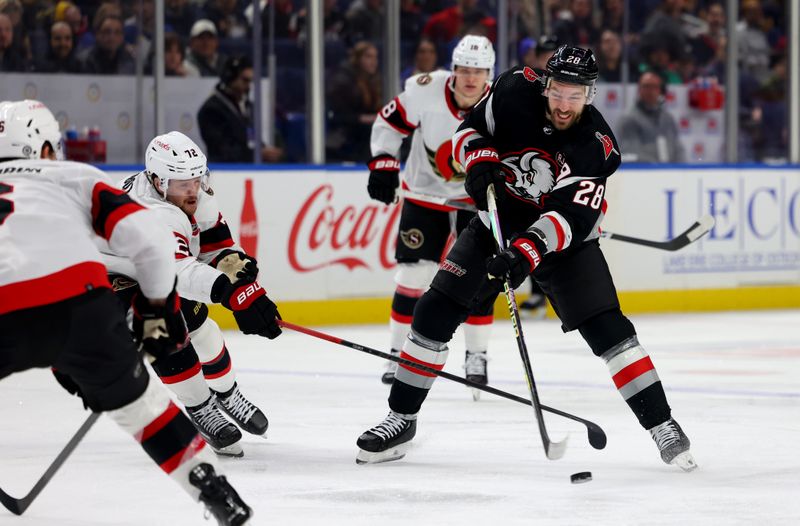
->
<box><xmin>367</xmin><ymin>35</ymin><xmax>497</xmax><ymax>394</ymax></box>
<box><xmin>106</xmin><ymin>131</ymin><xmax>280</xmax><ymax>458</ymax></box>
<box><xmin>0</xmin><ymin>100</ymin><xmax>253</xmax><ymax>524</ymax></box>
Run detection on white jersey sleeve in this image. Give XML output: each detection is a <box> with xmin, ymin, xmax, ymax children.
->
<box><xmin>0</xmin><ymin>160</ymin><xmax>175</xmax><ymax>314</ymax></box>
<box><xmin>370</xmin><ymin>74</ymin><xmax>424</xmax><ymax>159</ymax></box>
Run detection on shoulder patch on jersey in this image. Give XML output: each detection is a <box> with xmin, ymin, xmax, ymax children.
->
<box><xmin>595</xmin><ymin>132</ymin><xmax>619</xmax><ymax>160</ymax></box>
<box><xmin>416</xmin><ymin>73</ymin><xmax>432</xmax><ymax>86</ymax></box>
<box><xmin>514</xmin><ymin>66</ymin><xmax>543</xmax><ymax>84</ymax></box>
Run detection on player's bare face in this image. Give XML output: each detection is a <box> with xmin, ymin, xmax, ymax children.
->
<box><xmin>545</xmin><ymin>81</ymin><xmax>587</xmax><ymax>130</ymax></box>
<box><xmin>453</xmin><ymin>66</ymin><xmax>489</xmax><ymax>107</ymax></box>
<box><xmin>166</xmin><ymin>177</ymin><xmax>201</xmax><ymax>216</ymax></box>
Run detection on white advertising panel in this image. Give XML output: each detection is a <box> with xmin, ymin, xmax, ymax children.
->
<box><xmin>105</xmin><ymin>166</ymin><xmax>800</xmax><ymax>303</ymax></box>
<box><xmin>603</xmin><ymin>167</ymin><xmax>800</xmax><ymax>290</ymax></box>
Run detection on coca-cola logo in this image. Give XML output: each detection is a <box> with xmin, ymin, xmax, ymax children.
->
<box><xmin>288</xmin><ymin>184</ymin><xmax>400</xmax><ymax>272</ymax></box>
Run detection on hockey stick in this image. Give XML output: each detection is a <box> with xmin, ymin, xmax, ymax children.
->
<box><xmin>486</xmin><ymin>184</ymin><xmax>567</xmax><ymax>460</ymax></box>
<box><xmin>600</xmin><ymin>214</ymin><xmax>715</xmax><ymax>251</ymax></box>
<box><xmin>0</xmin><ymin>411</ymin><xmax>101</xmax><ymax>515</ymax></box>
<box><xmin>397</xmin><ymin>189</ymin><xmax>478</xmax><ymax>212</ymax></box>
<box><xmin>278</xmin><ymin>320</ymin><xmax>606</xmax><ymax>450</ymax></box>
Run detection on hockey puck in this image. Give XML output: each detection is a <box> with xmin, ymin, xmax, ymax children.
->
<box><xmin>570</xmin><ymin>471</ymin><xmax>592</xmax><ymax>484</ymax></box>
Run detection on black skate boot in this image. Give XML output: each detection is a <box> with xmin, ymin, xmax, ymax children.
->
<box><xmin>215</xmin><ymin>383</ymin><xmax>268</xmax><ymax>436</ymax></box>
<box><xmin>648</xmin><ymin>418</ymin><xmax>697</xmax><ymax>472</ymax></box>
<box><xmin>189</xmin><ymin>462</ymin><xmax>252</xmax><ymax>526</ymax></box>
<box><xmin>356</xmin><ymin>411</ymin><xmax>417</xmax><ymax>465</ymax></box>
<box><xmin>519</xmin><ymin>293</ymin><xmax>547</xmax><ymax>319</ymax></box>
<box><xmin>187</xmin><ymin>396</ymin><xmax>243</xmax><ymax>457</ymax></box>
<box><xmin>381</xmin><ymin>349</ymin><xmax>401</xmax><ymax>384</ymax></box>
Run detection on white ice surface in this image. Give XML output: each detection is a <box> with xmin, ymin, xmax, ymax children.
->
<box><xmin>1</xmin><ymin>310</ymin><xmax>799</xmax><ymax>526</ymax></box>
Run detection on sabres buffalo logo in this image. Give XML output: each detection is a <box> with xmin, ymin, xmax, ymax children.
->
<box><xmin>501</xmin><ymin>149</ymin><xmax>558</xmax><ymax>205</ymax></box>
<box><xmin>425</xmin><ymin>139</ymin><xmax>465</xmax><ymax>182</ymax></box>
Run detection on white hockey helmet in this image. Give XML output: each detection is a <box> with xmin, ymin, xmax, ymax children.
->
<box><xmin>145</xmin><ymin>131</ymin><xmax>208</xmax><ymax>198</ymax></box>
<box><xmin>0</xmin><ymin>100</ymin><xmax>64</xmax><ymax>160</ymax></box>
<box><xmin>451</xmin><ymin>35</ymin><xmax>495</xmax><ymax>79</ymax></box>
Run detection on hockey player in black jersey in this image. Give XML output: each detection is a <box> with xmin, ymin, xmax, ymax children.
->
<box><xmin>356</xmin><ymin>46</ymin><xmax>697</xmax><ymax>472</ymax></box>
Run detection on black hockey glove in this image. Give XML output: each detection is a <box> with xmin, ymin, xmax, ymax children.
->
<box><xmin>52</xmin><ymin>368</ymin><xmax>89</xmax><ymax>410</ymax></box>
<box><xmin>131</xmin><ymin>285</ymin><xmax>189</xmax><ymax>360</ymax></box>
<box><xmin>486</xmin><ymin>232</ymin><xmax>547</xmax><ymax>289</ymax></box>
<box><xmin>367</xmin><ymin>155</ymin><xmax>400</xmax><ymax>205</ymax></box>
<box><xmin>212</xmin><ymin>275</ymin><xmax>282</xmax><ymax>339</ymax></box>
<box><xmin>213</xmin><ymin>249</ymin><xmax>259</xmax><ymax>284</ymax></box>
<box><xmin>464</xmin><ymin>145</ymin><xmax>506</xmax><ymax>211</ymax></box>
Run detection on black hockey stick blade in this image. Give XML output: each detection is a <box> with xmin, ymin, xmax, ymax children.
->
<box><xmin>278</xmin><ymin>320</ymin><xmax>606</xmax><ymax>450</ymax></box>
<box><xmin>600</xmin><ymin>214</ymin><xmax>715</xmax><ymax>251</ymax></box>
<box><xmin>0</xmin><ymin>412</ymin><xmax>100</xmax><ymax>515</ymax></box>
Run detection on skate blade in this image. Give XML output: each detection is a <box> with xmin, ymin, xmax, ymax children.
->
<box><xmin>671</xmin><ymin>451</ymin><xmax>698</xmax><ymax>472</ymax></box>
<box><xmin>471</xmin><ymin>388</ymin><xmax>481</xmax><ymax>401</ymax></box>
<box><xmin>355</xmin><ymin>442</ymin><xmax>411</xmax><ymax>465</ymax></box>
<box><xmin>211</xmin><ymin>443</ymin><xmax>244</xmax><ymax>458</ymax></box>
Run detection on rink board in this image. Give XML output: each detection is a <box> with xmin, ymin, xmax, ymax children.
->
<box><xmin>107</xmin><ymin>165</ymin><xmax>800</xmax><ymax>327</ymax></box>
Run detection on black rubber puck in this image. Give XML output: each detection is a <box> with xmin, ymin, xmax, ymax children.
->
<box><xmin>570</xmin><ymin>471</ymin><xmax>592</xmax><ymax>484</ymax></box>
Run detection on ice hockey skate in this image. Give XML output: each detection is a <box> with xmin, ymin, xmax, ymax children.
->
<box><xmin>464</xmin><ymin>350</ymin><xmax>488</xmax><ymax>401</ymax></box>
<box><xmin>380</xmin><ymin>349</ymin><xmax>401</xmax><ymax>384</ymax></box>
<box><xmin>189</xmin><ymin>462</ymin><xmax>251</xmax><ymax>525</ymax></box>
<box><xmin>519</xmin><ymin>293</ymin><xmax>547</xmax><ymax>319</ymax></box>
<box><xmin>215</xmin><ymin>383</ymin><xmax>268</xmax><ymax>436</ymax></box>
<box><xmin>186</xmin><ymin>396</ymin><xmax>244</xmax><ymax>457</ymax></box>
<box><xmin>356</xmin><ymin>411</ymin><xmax>417</xmax><ymax>464</ymax></box>
<box><xmin>648</xmin><ymin>418</ymin><xmax>697</xmax><ymax>472</ymax></box>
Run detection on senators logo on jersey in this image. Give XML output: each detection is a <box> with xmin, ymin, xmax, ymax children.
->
<box><xmin>425</xmin><ymin>139</ymin><xmax>465</xmax><ymax>182</ymax></box>
<box><xmin>500</xmin><ymin>149</ymin><xmax>559</xmax><ymax>205</ymax></box>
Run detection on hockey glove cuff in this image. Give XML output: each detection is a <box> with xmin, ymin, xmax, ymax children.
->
<box><xmin>367</xmin><ymin>155</ymin><xmax>400</xmax><ymax>205</ymax></box>
<box><xmin>213</xmin><ymin>249</ymin><xmax>259</xmax><ymax>283</ymax></box>
<box><xmin>487</xmin><ymin>232</ymin><xmax>546</xmax><ymax>289</ymax></box>
<box><xmin>132</xmin><ymin>284</ymin><xmax>189</xmax><ymax>360</ymax></box>
<box><xmin>212</xmin><ymin>275</ymin><xmax>282</xmax><ymax>339</ymax></box>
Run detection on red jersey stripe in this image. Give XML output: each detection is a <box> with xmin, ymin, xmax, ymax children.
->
<box><xmin>544</xmin><ymin>214</ymin><xmax>566</xmax><ymax>251</ymax></box>
<box><xmin>0</xmin><ymin>262</ymin><xmax>111</xmax><ymax>315</ymax></box>
<box><xmin>159</xmin><ymin>362</ymin><xmax>202</xmax><ymax>384</ymax></box>
<box><xmin>102</xmin><ymin>202</ymin><xmax>146</xmax><ymax>241</ymax></box>
<box><xmin>200</xmin><ymin>239</ymin><xmax>235</xmax><ymax>253</ymax></box>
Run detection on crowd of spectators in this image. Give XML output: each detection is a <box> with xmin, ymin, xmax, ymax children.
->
<box><xmin>0</xmin><ymin>0</ymin><xmax>790</xmax><ymax>163</ymax></box>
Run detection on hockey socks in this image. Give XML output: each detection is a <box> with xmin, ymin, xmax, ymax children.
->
<box><xmin>602</xmin><ymin>336</ymin><xmax>671</xmax><ymax>429</ymax></box>
<box><xmin>107</xmin><ymin>376</ymin><xmax>215</xmax><ymax>500</ymax></box>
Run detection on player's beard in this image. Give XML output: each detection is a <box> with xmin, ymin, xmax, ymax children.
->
<box><xmin>545</xmin><ymin>105</ymin><xmax>584</xmax><ymax>130</ymax></box>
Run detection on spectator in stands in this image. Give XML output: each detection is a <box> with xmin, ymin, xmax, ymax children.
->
<box><xmin>638</xmin><ymin>39</ymin><xmax>682</xmax><ymax>84</ymax></box>
<box><xmin>203</xmin><ymin>0</ymin><xmax>248</xmax><ymax>39</ymax></box>
<box><xmin>246</xmin><ymin>0</ymin><xmax>296</xmax><ymax>39</ymax></box>
<box><xmin>34</xmin><ymin>20</ymin><xmax>81</xmax><ymax>72</ymax></box>
<box><xmin>183</xmin><ymin>18</ymin><xmax>226</xmax><ymax>77</ymax></box>
<box><xmin>517</xmin><ymin>37</ymin><xmax>536</xmax><ymax>67</ymax></box>
<box><xmin>400</xmin><ymin>0</ymin><xmax>423</xmax><ymax>43</ymax></box>
<box><xmin>165</xmin><ymin>0</ymin><xmax>197</xmax><ymax>37</ymax></box>
<box><xmin>54</xmin><ymin>2</ymin><xmax>89</xmax><ymax>51</ymax></box>
<box><xmin>343</xmin><ymin>0</ymin><xmax>382</xmax><ymax>44</ymax></box>
<box><xmin>1</xmin><ymin>0</ymin><xmax>29</xmax><ymax>63</ymax></box>
<box><xmin>78</xmin><ymin>12</ymin><xmax>134</xmax><ymax>74</ymax></box>
<box><xmin>532</xmin><ymin>34</ymin><xmax>559</xmax><ymax>68</ymax></box>
<box><xmin>737</xmin><ymin>0</ymin><xmax>770</xmax><ymax>80</ymax></box>
<box><xmin>639</xmin><ymin>0</ymin><xmax>689</xmax><ymax>70</ymax></box>
<box><xmin>0</xmin><ymin>12</ymin><xmax>26</xmax><ymax>71</ymax></box>
<box><xmin>692</xmin><ymin>1</ymin><xmax>726</xmax><ymax>76</ymax></box>
<box><xmin>618</xmin><ymin>71</ymin><xmax>686</xmax><ymax>163</ymax></box>
<box><xmin>552</xmin><ymin>0</ymin><xmax>599</xmax><ymax>48</ymax></box>
<box><xmin>401</xmin><ymin>37</ymin><xmax>438</xmax><ymax>83</ymax></box>
<box><xmin>422</xmin><ymin>0</ymin><xmax>496</xmax><ymax>45</ymax></box>
<box><xmin>752</xmin><ymin>53</ymin><xmax>787</xmax><ymax>161</ymax></box>
<box><xmin>601</xmin><ymin>0</ymin><xmax>625</xmax><ymax>35</ymax></box>
<box><xmin>123</xmin><ymin>0</ymin><xmax>154</xmax><ymax>55</ymax></box>
<box><xmin>146</xmin><ymin>32</ymin><xmax>194</xmax><ymax>77</ymax></box>
<box><xmin>292</xmin><ymin>0</ymin><xmax>344</xmax><ymax>43</ymax></box>
<box><xmin>326</xmin><ymin>40</ymin><xmax>381</xmax><ymax>162</ymax></box>
<box><xmin>596</xmin><ymin>29</ymin><xmax>634</xmax><ymax>83</ymax></box>
<box><xmin>198</xmin><ymin>55</ymin><xmax>285</xmax><ymax>163</ymax></box>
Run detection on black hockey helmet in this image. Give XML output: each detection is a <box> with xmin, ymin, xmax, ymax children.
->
<box><xmin>535</xmin><ymin>35</ymin><xmax>560</xmax><ymax>55</ymax></box>
<box><xmin>545</xmin><ymin>45</ymin><xmax>598</xmax><ymax>86</ymax></box>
